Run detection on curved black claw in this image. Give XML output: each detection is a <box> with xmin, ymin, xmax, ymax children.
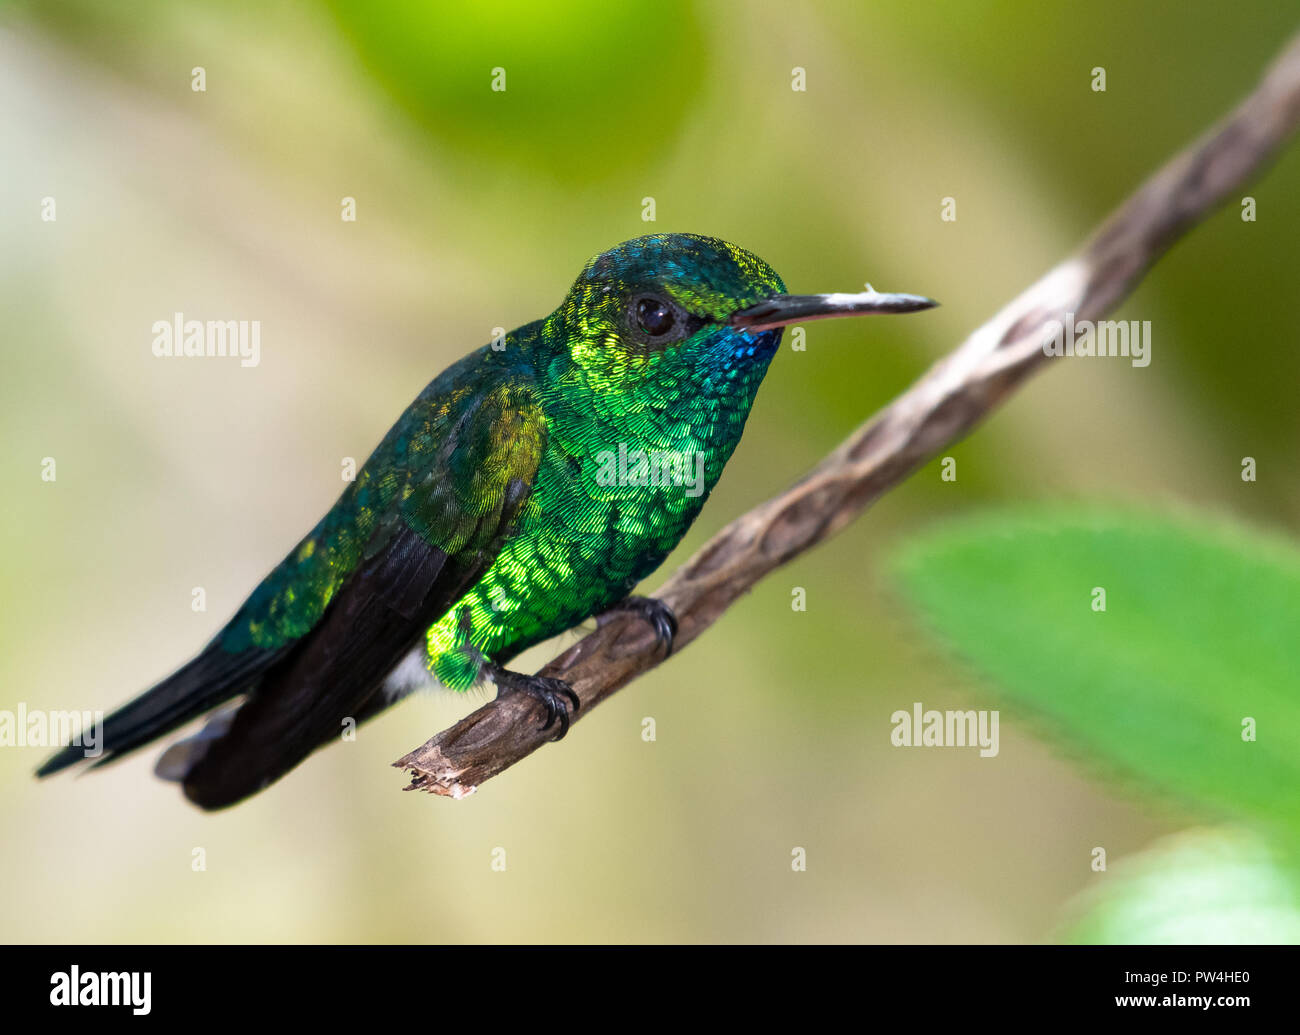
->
<box><xmin>488</xmin><ymin>667</ymin><xmax>581</xmax><ymax>740</ymax></box>
<box><xmin>598</xmin><ymin>595</ymin><xmax>678</xmax><ymax>655</ymax></box>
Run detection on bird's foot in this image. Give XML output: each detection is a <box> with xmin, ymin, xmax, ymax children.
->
<box><xmin>486</xmin><ymin>664</ymin><xmax>580</xmax><ymax>740</ymax></box>
<box><xmin>597</xmin><ymin>595</ymin><xmax>678</xmax><ymax>655</ymax></box>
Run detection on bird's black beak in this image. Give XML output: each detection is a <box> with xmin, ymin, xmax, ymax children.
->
<box><xmin>728</xmin><ymin>288</ymin><xmax>938</xmax><ymax>333</ymax></box>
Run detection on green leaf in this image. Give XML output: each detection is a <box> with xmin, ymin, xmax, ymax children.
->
<box><xmin>324</xmin><ymin>0</ymin><xmax>705</xmax><ymax>182</ymax></box>
<box><xmin>891</xmin><ymin>506</ymin><xmax>1300</xmax><ymax>843</ymax></box>
<box><xmin>1064</xmin><ymin>828</ymin><xmax>1300</xmax><ymax>944</ymax></box>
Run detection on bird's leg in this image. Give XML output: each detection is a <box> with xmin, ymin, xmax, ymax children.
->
<box><xmin>457</xmin><ymin>607</ymin><xmax>580</xmax><ymax>739</ymax></box>
<box><xmin>597</xmin><ymin>595</ymin><xmax>678</xmax><ymax>655</ymax></box>
<box><xmin>483</xmin><ymin>664</ymin><xmax>581</xmax><ymax>740</ymax></box>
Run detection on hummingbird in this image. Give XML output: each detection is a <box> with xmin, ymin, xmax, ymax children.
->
<box><xmin>37</xmin><ymin>233</ymin><xmax>935</xmax><ymax>809</ymax></box>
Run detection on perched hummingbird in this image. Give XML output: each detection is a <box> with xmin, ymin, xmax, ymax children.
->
<box><xmin>38</xmin><ymin>234</ymin><xmax>935</xmax><ymax>809</ymax></box>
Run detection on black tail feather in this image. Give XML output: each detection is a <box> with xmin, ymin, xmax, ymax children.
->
<box><xmin>35</xmin><ymin>643</ymin><xmax>285</xmax><ymax>778</ymax></box>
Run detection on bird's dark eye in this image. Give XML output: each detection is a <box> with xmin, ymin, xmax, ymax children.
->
<box><xmin>635</xmin><ymin>296</ymin><xmax>677</xmax><ymax>338</ymax></box>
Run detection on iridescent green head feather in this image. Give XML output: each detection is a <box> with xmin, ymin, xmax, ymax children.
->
<box><xmin>542</xmin><ymin>233</ymin><xmax>936</xmax><ymax>395</ymax></box>
<box><xmin>542</xmin><ymin>233</ymin><xmax>784</xmax><ymax>390</ymax></box>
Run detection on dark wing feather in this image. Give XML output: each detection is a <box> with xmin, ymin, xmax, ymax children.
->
<box><xmin>163</xmin><ymin>378</ymin><xmax>545</xmax><ymax>809</ymax></box>
<box><xmin>168</xmin><ymin>524</ymin><xmax>457</xmax><ymax>808</ymax></box>
<box><xmin>37</xmin><ymin>359</ymin><xmax>546</xmax><ymax>809</ymax></box>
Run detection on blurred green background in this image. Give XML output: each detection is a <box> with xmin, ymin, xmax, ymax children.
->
<box><xmin>2</xmin><ymin>0</ymin><xmax>1298</xmax><ymax>943</ymax></box>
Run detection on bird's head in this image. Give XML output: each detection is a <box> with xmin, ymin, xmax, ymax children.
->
<box><xmin>542</xmin><ymin>233</ymin><xmax>936</xmax><ymax>401</ymax></box>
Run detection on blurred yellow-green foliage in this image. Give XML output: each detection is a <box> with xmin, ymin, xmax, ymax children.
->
<box><xmin>2</xmin><ymin>0</ymin><xmax>1298</xmax><ymax>943</ymax></box>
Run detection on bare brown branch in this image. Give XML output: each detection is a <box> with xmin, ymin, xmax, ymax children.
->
<box><xmin>395</xmin><ymin>33</ymin><xmax>1300</xmax><ymax>798</ymax></box>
